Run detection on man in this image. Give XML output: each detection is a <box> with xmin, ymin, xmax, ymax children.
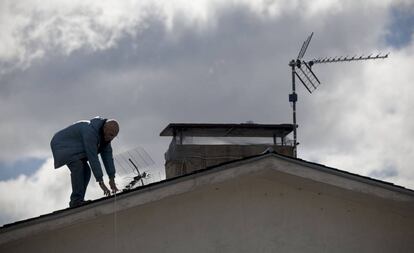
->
<box><xmin>51</xmin><ymin>117</ymin><xmax>120</xmax><ymax>207</ymax></box>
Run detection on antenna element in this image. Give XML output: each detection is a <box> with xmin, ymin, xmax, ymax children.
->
<box><xmin>288</xmin><ymin>33</ymin><xmax>388</xmax><ymax>157</ymax></box>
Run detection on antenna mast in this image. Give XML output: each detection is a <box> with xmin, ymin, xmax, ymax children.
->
<box><xmin>289</xmin><ymin>33</ymin><xmax>388</xmax><ymax>158</ymax></box>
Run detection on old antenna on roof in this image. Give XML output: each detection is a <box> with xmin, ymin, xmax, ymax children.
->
<box><xmin>289</xmin><ymin>32</ymin><xmax>388</xmax><ymax>158</ymax></box>
<box><xmin>113</xmin><ymin>146</ymin><xmax>160</xmax><ymax>191</ymax></box>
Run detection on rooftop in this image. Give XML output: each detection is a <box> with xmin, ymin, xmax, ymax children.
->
<box><xmin>1</xmin><ymin>151</ymin><xmax>413</xmax><ymax>234</ymax></box>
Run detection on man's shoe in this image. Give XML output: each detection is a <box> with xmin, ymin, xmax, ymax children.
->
<box><xmin>69</xmin><ymin>200</ymin><xmax>92</xmax><ymax>208</ymax></box>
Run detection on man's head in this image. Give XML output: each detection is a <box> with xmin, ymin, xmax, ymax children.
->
<box><xmin>103</xmin><ymin>119</ymin><xmax>119</xmax><ymax>142</ymax></box>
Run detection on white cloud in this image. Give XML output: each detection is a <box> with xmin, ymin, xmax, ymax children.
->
<box><xmin>3</xmin><ymin>0</ymin><xmax>394</xmax><ymax>72</ymax></box>
<box><xmin>301</xmin><ymin>41</ymin><xmax>414</xmax><ymax>189</ymax></box>
<box><xmin>0</xmin><ymin>159</ymin><xmax>71</xmax><ymax>225</ymax></box>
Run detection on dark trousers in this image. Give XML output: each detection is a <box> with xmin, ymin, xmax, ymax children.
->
<box><xmin>67</xmin><ymin>159</ymin><xmax>91</xmax><ymax>207</ymax></box>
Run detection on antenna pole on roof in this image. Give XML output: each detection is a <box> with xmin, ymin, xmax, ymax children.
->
<box><xmin>129</xmin><ymin>158</ymin><xmax>145</xmax><ymax>186</ymax></box>
<box><xmin>288</xmin><ymin>60</ymin><xmax>298</xmax><ymax>158</ymax></box>
<box><xmin>288</xmin><ymin>32</ymin><xmax>314</xmax><ymax>158</ymax></box>
<box><xmin>289</xmin><ymin>32</ymin><xmax>388</xmax><ymax>158</ymax></box>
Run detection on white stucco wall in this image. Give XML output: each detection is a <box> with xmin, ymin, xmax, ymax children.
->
<box><xmin>1</xmin><ymin>157</ymin><xmax>414</xmax><ymax>253</ymax></box>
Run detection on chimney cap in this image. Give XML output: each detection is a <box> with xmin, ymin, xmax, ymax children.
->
<box><xmin>160</xmin><ymin>123</ymin><xmax>294</xmax><ymax>138</ymax></box>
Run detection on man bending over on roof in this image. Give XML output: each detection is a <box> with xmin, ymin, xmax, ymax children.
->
<box><xmin>51</xmin><ymin>117</ymin><xmax>120</xmax><ymax>207</ymax></box>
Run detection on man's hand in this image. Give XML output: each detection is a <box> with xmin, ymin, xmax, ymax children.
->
<box><xmin>99</xmin><ymin>181</ymin><xmax>111</xmax><ymax>196</ymax></box>
<box><xmin>109</xmin><ymin>177</ymin><xmax>119</xmax><ymax>194</ymax></box>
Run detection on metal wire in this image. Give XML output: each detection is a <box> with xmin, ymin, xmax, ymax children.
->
<box><xmin>113</xmin><ymin>192</ymin><xmax>118</xmax><ymax>251</ymax></box>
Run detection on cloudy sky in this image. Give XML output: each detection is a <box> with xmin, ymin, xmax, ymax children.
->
<box><xmin>0</xmin><ymin>0</ymin><xmax>413</xmax><ymax>225</ymax></box>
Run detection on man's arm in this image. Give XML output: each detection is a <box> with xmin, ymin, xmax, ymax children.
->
<box><xmin>100</xmin><ymin>144</ymin><xmax>116</xmax><ymax>179</ymax></box>
<box><xmin>81</xmin><ymin>129</ymin><xmax>104</xmax><ymax>182</ymax></box>
<box><xmin>101</xmin><ymin>144</ymin><xmax>119</xmax><ymax>193</ymax></box>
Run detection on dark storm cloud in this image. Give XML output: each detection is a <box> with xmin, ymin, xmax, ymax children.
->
<box><xmin>0</xmin><ymin>6</ymin><xmax>301</xmax><ymax>164</ymax></box>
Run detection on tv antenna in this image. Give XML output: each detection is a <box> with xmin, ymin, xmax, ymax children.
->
<box><xmin>289</xmin><ymin>32</ymin><xmax>388</xmax><ymax>158</ymax></box>
<box><xmin>113</xmin><ymin>146</ymin><xmax>161</xmax><ymax>191</ymax></box>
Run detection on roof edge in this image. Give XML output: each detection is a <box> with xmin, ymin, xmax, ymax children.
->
<box><xmin>1</xmin><ymin>151</ymin><xmax>413</xmax><ymax>244</ymax></box>
<box><xmin>269</xmin><ymin>152</ymin><xmax>414</xmax><ymax>197</ymax></box>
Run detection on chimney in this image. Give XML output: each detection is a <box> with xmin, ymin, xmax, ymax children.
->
<box><xmin>160</xmin><ymin>123</ymin><xmax>294</xmax><ymax>179</ymax></box>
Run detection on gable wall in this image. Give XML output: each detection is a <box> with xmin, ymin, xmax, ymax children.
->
<box><xmin>1</xmin><ymin>162</ymin><xmax>413</xmax><ymax>253</ymax></box>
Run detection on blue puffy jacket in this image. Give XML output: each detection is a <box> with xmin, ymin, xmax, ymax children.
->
<box><xmin>50</xmin><ymin>117</ymin><xmax>116</xmax><ymax>182</ymax></box>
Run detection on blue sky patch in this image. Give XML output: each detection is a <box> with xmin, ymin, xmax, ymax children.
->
<box><xmin>0</xmin><ymin>158</ymin><xmax>46</xmax><ymax>181</ymax></box>
<box><xmin>368</xmin><ymin>164</ymin><xmax>398</xmax><ymax>179</ymax></box>
<box><xmin>385</xmin><ymin>6</ymin><xmax>414</xmax><ymax>48</ymax></box>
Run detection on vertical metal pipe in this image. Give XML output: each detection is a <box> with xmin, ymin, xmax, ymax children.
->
<box><xmin>291</xmin><ymin>64</ymin><xmax>298</xmax><ymax>158</ymax></box>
